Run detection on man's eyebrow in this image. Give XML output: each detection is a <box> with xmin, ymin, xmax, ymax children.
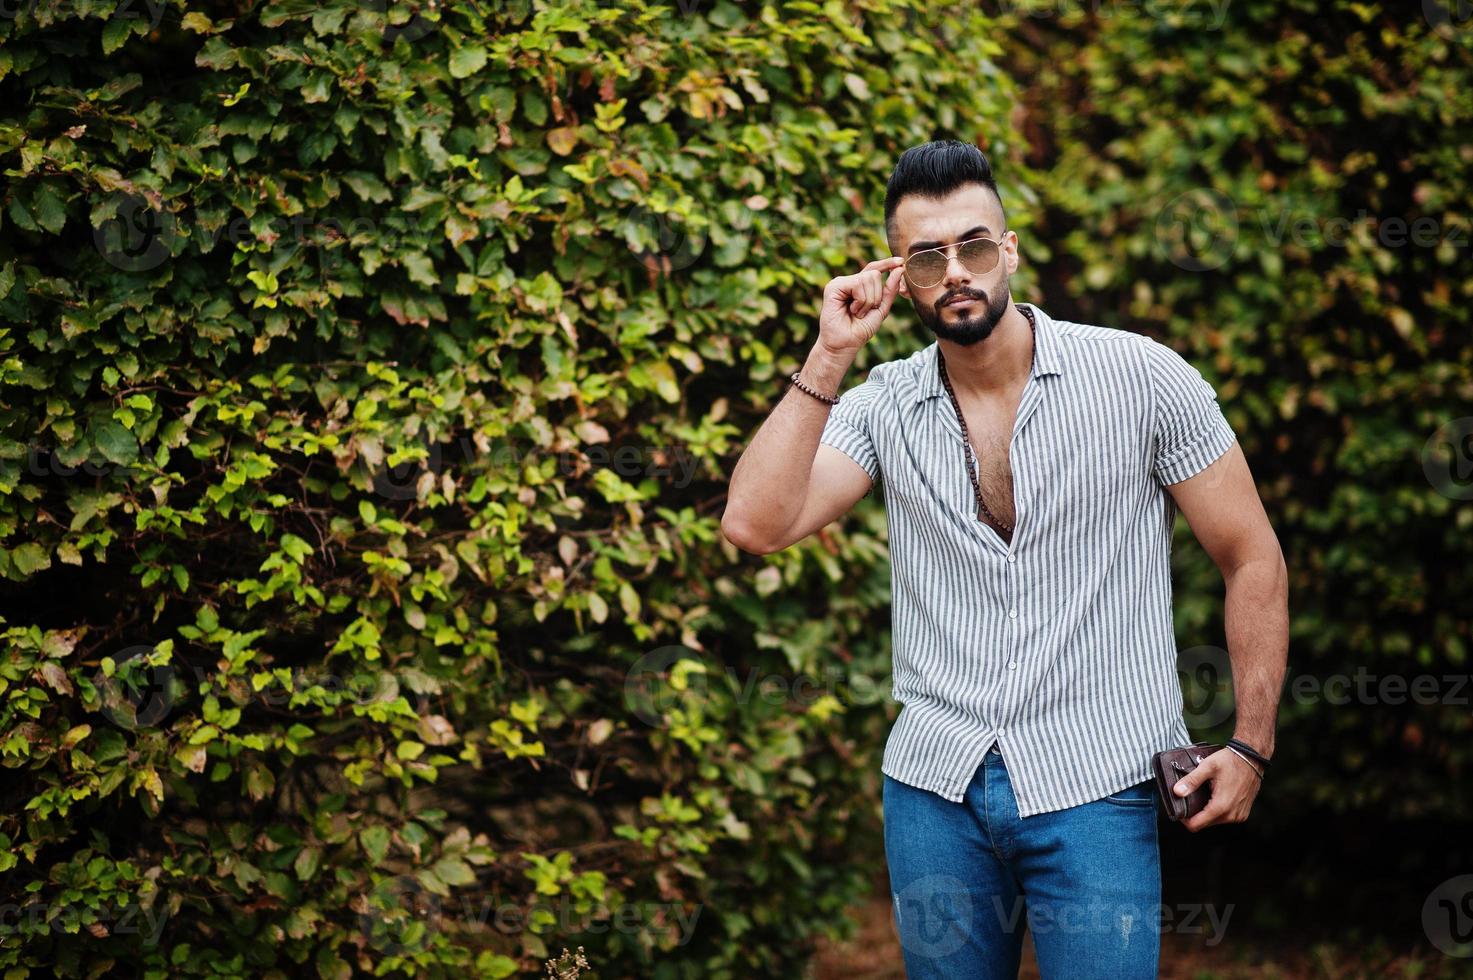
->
<box><xmin>906</xmin><ymin>225</ymin><xmax>992</xmax><ymax>256</ymax></box>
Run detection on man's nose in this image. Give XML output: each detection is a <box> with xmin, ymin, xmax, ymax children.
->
<box><xmin>941</xmin><ymin>250</ymin><xmax>972</xmax><ymax>289</ymax></box>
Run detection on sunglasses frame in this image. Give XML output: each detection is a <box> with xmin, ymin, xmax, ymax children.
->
<box><xmin>901</xmin><ymin>234</ymin><xmax>1006</xmax><ymax>289</ymax></box>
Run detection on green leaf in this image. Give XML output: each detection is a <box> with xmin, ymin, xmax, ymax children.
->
<box><xmin>31</xmin><ymin>184</ymin><xmax>66</xmax><ymax>234</ymax></box>
<box><xmin>280</xmin><ymin>534</ymin><xmax>311</xmax><ymax>563</ymax></box>
<box><xmin>477</xmin><ymin>953</ymin><xmax>519</xmax><ymax>979</ymax></box>
<box><xmin>101</xmin><ymin>16</ymin><xmax>143</xmax><ymax>56</ymax></box>
<box><xmin>91</xmin><ymin>420</ymin><xmax>138</xmax><ymax>466</ymax></box>
<box><xmin>401</xmin><ymin>252</ymin><xmax>438</xmax><ymax>287</ymax></box>
<box><xmin>294</xmin><ymin>846</ymin><xmax>321</xmax><ymax>881</ymax></box>
<box><xmin>11</xmin><ymin>543</ymin><xmax>51</xmax><ymax>577</ymax></box>
<box><xmin>432</xmin><ymin>856</ymin><xmax>476</xmax><ymax>886</ymax></box>
<box><xmin>361</xmin><ymin>826</ymin><xmax>390</xmax><ymax>865</ymax></box>
<box><xmin>449</xmin><ymin>45</ymin><xmax>488</xmax><ymax>79</ymax></box>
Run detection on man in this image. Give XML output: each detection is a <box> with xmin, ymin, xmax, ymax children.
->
<box><xmin>721</xmin><ymin>140</ymin><xmax>1288</xmax><ymax>979</ymax></box>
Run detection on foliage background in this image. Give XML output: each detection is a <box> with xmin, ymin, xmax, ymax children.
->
<box><xmin>0</xmin><ymin>0</ymin><xmax>1468</xmax><ymax>977</ymax></box>
<box><xmin>0</xmin><ymin>0</ymin><xmax>1025</xmax><ymax>976</ymax></box>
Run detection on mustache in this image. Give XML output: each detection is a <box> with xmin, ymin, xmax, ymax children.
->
<box><xmin>938</xmin><ymin>289</ymin><xmax>987</xmax><ymax>308</ymax></box>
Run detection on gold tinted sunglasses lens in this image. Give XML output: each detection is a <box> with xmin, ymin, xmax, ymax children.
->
<box><xmin>906</xmin><ymin>252</ymin><xmax>947</xmax><ymax>287</ymax></box>
<box><xmin>958</xmin><ymin>238</ymin><xmax>999</xmax><ymax>274</ymax></box>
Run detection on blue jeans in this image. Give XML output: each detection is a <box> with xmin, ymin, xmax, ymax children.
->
<box><xmin>883</xmin><ymin>745</ymin><xmax>1161</xmax><ymax>979</ymax></box>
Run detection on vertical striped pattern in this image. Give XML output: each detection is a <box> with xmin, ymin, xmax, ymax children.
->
<box><xmin>819</xmin><ymin>303</ymin><xmax>1237</xmax><ymax>817</ymax></box>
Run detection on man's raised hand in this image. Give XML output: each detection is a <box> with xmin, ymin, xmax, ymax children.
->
<box><xmin>818</xmin><ymin>256</ymin><xmax>906</xmax><ymax>357</ymax></box>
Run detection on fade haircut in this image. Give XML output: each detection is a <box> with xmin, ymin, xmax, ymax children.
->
<box><xmin>883</xmin><ymin>139</ymin><xmax>1006</xmax><ymax>253</ymax></box>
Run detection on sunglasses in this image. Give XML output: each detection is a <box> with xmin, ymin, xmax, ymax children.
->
<box><xmin>901</xmin><ymin>235</ymin><xmax>1004</xmax><ymax>289</ymax></box>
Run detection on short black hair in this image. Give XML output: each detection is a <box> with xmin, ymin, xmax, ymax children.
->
<box><xmin>884</xmin><ymin>140</ymin><xmax>1005</xmax><ymax>251</ymax></box>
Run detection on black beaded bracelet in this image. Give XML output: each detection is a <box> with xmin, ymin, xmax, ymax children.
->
<box><xmin>1226</xmin><ymin>737</ymin><xmax>1272</xmax><ymax>769</ymax></box>
<box><xmin>789</xmin><ymin>371</ymin><xmax>840</xmax><ymax>406</ymax></box>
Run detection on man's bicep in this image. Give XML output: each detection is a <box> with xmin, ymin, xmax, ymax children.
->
<box><xmin>1165</xmin><ymin>443</ymin><xmax>1275</xmax><ymax>572</ymax></box>
<box><xmin>785</xmin><ymin>444</ymin><xmax>875</xmax><ymax>544</ymax></box>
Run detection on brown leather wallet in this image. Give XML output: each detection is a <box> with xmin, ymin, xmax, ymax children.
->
<box><xmin>1151</xmin><ymin>742</ymin><xmax>1223</xmax><ymax>821</ymax></box>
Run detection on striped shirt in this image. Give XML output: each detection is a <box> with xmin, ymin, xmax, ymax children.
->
<box><xmin>819</xmin><ymin>302</ymin><xmax>1237</xmax><ymax>817</ymax></box>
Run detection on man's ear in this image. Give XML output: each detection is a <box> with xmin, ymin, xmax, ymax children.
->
<box><xmin>898</xmin><ymin>277</ymin><xmax>910</xmax><ymax>298</ymax></box>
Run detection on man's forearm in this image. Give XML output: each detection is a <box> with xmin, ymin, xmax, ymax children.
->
<box><xmin>723</xmin><ymin>344</ymin><xmax>855</xmax><ymax>549</ymax></box>
<box><xmin>1223</xmin><ymin>553</ymin><xmax>1289</xmax><ymax>757</ymax></box>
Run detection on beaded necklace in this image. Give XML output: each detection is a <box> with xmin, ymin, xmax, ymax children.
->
<box><xmin>935</xmin><ymin>304</ymin><xmax>1037</xmax><ymax>534</ymax></box>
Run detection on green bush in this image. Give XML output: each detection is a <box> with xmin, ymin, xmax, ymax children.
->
<box><xmin>0</xmin><ymin>0</ymin><xmax>1028</xmax><ymax>976</ymax></box>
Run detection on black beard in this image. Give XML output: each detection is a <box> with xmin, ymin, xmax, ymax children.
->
<box><xmin>917</xmin><ymin>286</ymin><xmax>1011</xmax><ymax>346</ymax></box>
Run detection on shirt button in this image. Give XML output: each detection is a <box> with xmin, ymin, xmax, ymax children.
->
<box><xmin>1008</xmin><ymin>660</ymin><xmax>1018</xmax><ymax>669</ymax></box>
<box><xmin>998</xmin><ymin>727</ymin><xmax>1007</xmax><ymax>735</ymax></box>
<box><xmin>1007</xmin><ymin>554</ymin><xmax>1016</xmax><ymax>563</ymax></box>
<box><xmin>1009</xmin><ymin>608</ymin><xmax>1018</xmax><ymax>619</ymax></box>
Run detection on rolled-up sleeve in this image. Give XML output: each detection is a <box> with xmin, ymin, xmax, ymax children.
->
<box><xmin>1143</xmin><ymin>337</ymin><xmax>1237</xmax><ymax>485</ymax></box>
<box><xmin>818</xmin><ymin>373</ymin><xmax>883</xmax><ymax>483</ymax></box>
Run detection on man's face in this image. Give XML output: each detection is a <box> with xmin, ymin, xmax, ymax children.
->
<box><xmin>890</xmin><ymin>183</ymin><xmax>1019</xmax><ymax>346</ymax></box>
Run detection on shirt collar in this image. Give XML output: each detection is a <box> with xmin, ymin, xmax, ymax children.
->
<box><xmin>912</xmin><ymin>302</ymin><xmax>1063</xmax><ymax>404</ymax></box>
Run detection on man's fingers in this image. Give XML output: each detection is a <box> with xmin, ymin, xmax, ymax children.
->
<box><xmin>885</xmin><ymin>265</ymin><xmax>904</xmax><ymax>297</ymax></box>
<box><xmin>875</xmin><ymin>267</ymin><xmax>904</xmax><ymax>318</ymax></box>
<box><xmin>843</xmin><ymin>259</ymin><xmax>904</xmax><ymax>302</ymax></box>
<box><xmin>836</xmin><ymin>258</ymin><xmax>905</xmax><ymax>320</ymax></box>
<box><xmin>1180</xmin><ymin>766</ymin><xmax>1224</xmax><ymax>832</ymax></box>
<box><xmin>1184</xmin><ymin>774</ymin><xmax>1253</xmax><ymax>832</ymax></box>
<box><xmin>1183</xmin><ymin>794</ymin><xmax>1227</xmax><ymax>832</ymax></box>
<box><xmin>862</xmin><ymin>256</ymin><xmax>906</xmax><ymax>274</ymax></box>
<box><xmin>863</xmin><ymin>268</ymin><xmax>902</xmax><ymax>308</ymax></box>
<box><xmin>1172</xmin><ymin>769</ymin><xmax>1199</xmax><ymax>797</ymax></box>
<box><xmin>1173</xmin><ymin>753</ymin><xmax>1219</xmax><ymax>797</ymax></box>
<box><xmin>855</xmin><ymin>269</ymin><xmax>882</xmax><ymax>314</ymax></box>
